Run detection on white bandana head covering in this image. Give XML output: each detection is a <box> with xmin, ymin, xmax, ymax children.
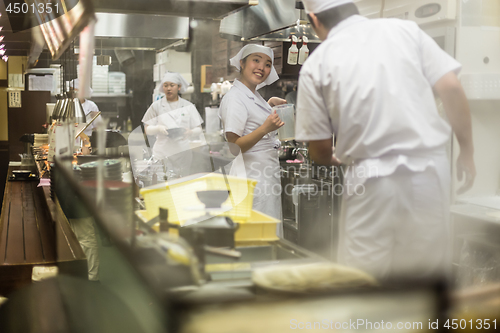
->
<box><xmin>302</xmin><ymin>0</ymin><xmax>353</xmax><ymax>14</ymax></box>
<box><xmin>70</xmin><ymin>78</ymin><xmax>93</xmax><ymax>97</ymax></box>
<box><xmin>161</xmin><ymin>72</ymin><xmax>190</xmax><ymax>94</ymax></box>
<box><xmin>230</xmin><ymin>44</ymin><xmax>279</xmax><ymax>90</ymax></box>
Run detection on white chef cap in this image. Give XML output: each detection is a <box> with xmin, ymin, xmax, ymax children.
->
<box><xmin>302</xmin><ymin>0</ymin><xmax>353</xmax><ymax>14</ymax></box>
<box><xmin>230</xmin><ymin>44</ymin><xmax>279</xmax><ymax>90</ymax></box>
<box><xmin>70</xmin><ymin>78</ymin><xmax>93</xmax><ymax>97</ymax></box>
<box><xmin>161</xmin><ymin>71</ymin><xmax>190</xmax><ymax>94</ymax></box>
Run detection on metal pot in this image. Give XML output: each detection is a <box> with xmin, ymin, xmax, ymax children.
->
<box><xmin>278</xmin><ymin>144</ymin><xmax>297</xmax><ymax>161</ymax></box>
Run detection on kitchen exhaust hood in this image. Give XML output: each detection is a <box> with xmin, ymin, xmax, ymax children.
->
<box><xmin>85</xmin><ymin>0</ymin><xmax>255</xmax><ymax>51</ymax></box>
<box><xmin>91</xmin><ymin>0</ymin><xmax>254</xmax><ymax>19</ymax></box>
<box><xmin>220</xmin><ymin>0</ymin><xmax>320</xmax><ymax>42</ymax></box>
<box><xmin>90</xmin><ymin>13</ymin><xmax>190</xmax><ymax>51</ymax></box>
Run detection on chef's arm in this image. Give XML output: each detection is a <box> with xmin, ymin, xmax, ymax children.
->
<box><xmin>186</xmin><ymin>127</ymin><xmax>202</xmax><ymax>136</ymax></box>
<box><xmin>308</xmin><ymin>139</ymin><xmax>341</xmax><ymax>166</ymax></box>
<box><xmin>434</xmin><ymin>71</ymin><xmax>476</xmax><ymax>194</ymax></box>
<box><xmin>268</xmin><ymin>97</ymin><xmax>287</xmax><ymax>107</ymax></box>
<box><xmin>225</xmin><ymin>112</ymin><xmax>284</xmax><ymax>154</ymax></box>
<box><xmin>226</xmin><ymin>130</ymin><xmax>267</xmax><ymax>154</ymax></box>
<box><xmin>191</xmin><ymin>127</ymin><xmax>202</xmax><ymax>135</ymax></box>
<box><xmin>145</xmin><ymin>124</ymin><xmax>169</xmax><ymax>136</ymax></box>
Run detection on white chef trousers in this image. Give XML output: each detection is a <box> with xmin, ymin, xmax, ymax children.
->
<box><xmin>69</xmin><ymin>217</ymin><xmax>100</xmax><ymax>281</ymax></box>
<box><xmin>338</xmin><ymin>159</ymin><xmax>451</xmax><ymax>280</ymax></box>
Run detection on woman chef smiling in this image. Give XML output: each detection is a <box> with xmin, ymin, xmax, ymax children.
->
<box><xmin>219</xmin><ymin>45</ymin><xmax>287</xmax><ymax>236</ymax></box>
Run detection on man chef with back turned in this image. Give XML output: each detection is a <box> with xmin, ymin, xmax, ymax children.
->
<box><xmin>295</xmin><ymin>0</ymin><xmax>475</xmax><ymax>280</ymax></box>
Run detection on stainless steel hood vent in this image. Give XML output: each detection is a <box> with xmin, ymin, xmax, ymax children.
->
<box><xmin>94</xmin><ymin>13</ymin><xmax>189</xmax><ymax>40</ymax></box>
<box><xmin>91</xmin><ymin>12</ymin><xmax>190</xmax><ymax>51</ymax></box>
<box><xmin>92</xmin><ymin>0</ymin><xmax>253</xmax><ymax>19</ymax></box>
<box><xmin>220</xmin><ymin>0</ymin><xmax>320</xmax><ymax>42</ymax></box>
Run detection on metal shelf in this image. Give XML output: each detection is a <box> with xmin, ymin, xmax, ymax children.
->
<box><xmin>91</xmin><ymin>93</ymin><xmax>132</xmax><ymax>98</ymax></box>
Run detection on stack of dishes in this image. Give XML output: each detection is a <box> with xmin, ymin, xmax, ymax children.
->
<box><xmin>79</xmin><ymin>159</ymin><xmax>123</xmax><ymax>181</ymax></box>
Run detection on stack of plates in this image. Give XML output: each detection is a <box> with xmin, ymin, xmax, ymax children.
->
<box><xmin>90</xmin><ymin>57</ymin><xmax>109</xmax><ymax>93</ymax></box>
<box><xmin>79</xmin><ymin>159</ymin><xmax>122</xmax><ymax>181</ymax></box>
<box><xmin>108</xmin><ymin>72</ymin><xmax>126</xmax><ymax>94</ymax></box>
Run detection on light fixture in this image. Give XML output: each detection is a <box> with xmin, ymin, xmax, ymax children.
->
<box><xmin>0</xmin><ymin>36</ymin><xmax>4</xmax><ymax>42</ymax></box>
<box><xmin>0</xmin><ymin>27</ymin><xmax>3</xmax><ymax>32</ymax></box>
<box><xmin>0</xmin><ymin>50</ymin><xmax>5</xmax><ymax>56</ymax></box>
<box><xmin>0</xmin><ymin>44</ymin><xmax>4</xmax><ymax>49</ymax></box>
<box><xmin>2</xmin><ymin>56</ymin><xmax>8</xmax><ymax>62</ymax></box>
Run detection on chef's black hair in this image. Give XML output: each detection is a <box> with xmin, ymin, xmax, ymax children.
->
<box><xmin>241</xmin><ymin>55</ymin><xmax>250</xmax><ymax>65</ymax></box>
<box><xmin>308</xmin><ymin>2</ymin><xmax>359</xmax><ymax>31</ymax></box>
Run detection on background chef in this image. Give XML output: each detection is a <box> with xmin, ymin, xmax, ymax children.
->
<box><xmin>295</xmin><ymin>0</ymin><xmax>475</xmax><ymax>279</ymax></box>
<box><xmin>142</xmin><ymin>72</ymin><xmax>204</xmax><ymax>177</ymax></box>
<box><xmin>71</xmin><ymin>78</ymin><xmax>103</xmax><ymax>139</ymax></box>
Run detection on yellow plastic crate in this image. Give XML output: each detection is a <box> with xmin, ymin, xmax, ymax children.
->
<box><xmin>234</xmin><ymin>210</ymin><xmax>279</xmax><ymax>242</ymax></box>
<box><xmin>135</xmin><ymin>210</ymin><xmax>181</xmax><ymax>236</ymax></box>
<box><xmin>140</xmin><ymin>173</ymin><xmax>257</xmax><ymax>223</ymax></box>
<box><xmin>135</xmin><ymin>209</ymin><xmax>279</xmax><ymax>243</ymax></box>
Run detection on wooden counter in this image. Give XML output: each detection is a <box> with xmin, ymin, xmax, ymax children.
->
<box><xmin>0</xmin><ymin>166</ymin><xmax>87</xmax><ymax>296</ymax></box>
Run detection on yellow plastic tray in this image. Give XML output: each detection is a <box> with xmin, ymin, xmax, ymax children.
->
<box><xmin>135</xmin><ymin>209</ymin><xmax>279</xmax><ymax>242</ymax></box>
<box><xmin>234</xmin><ymin>210</ymin><xmax>279</xmax><ymax>242</ymax></box>
<box><xmin>140</xmin><ymin>173</ymin><xmax>257</xmax><ymax>223</ymax></box>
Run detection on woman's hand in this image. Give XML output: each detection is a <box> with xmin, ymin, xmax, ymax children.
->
<box><xmin>268</xmin><ymin>97</ymin><xmax>287</xmax><ymax>107</ymax></box>
<box><xmin>456</xmin><ymin>150</ymin><xmax>476</xmax><ymax>195</ymax></box>
<box><xmin>145</xmin><ymin>125</ymin><xmax>169</xmax><ymax>136</ymax></box>
<box><xmin>263</xmin><ymin>111</ymin><xmax>284</xmax><ymax>133</ymax></box>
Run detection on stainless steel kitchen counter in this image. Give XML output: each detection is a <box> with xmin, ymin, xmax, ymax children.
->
<box><xmin>280</xmin><ymin>163</ymin><xmax>343</xmax><ymax>261</ymax></box>
<box><xmin>205</xmin><ymin>239</ymin><xmax>326</xmax><ymax>282</ymax></box>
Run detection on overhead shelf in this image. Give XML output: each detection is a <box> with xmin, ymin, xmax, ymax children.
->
<box><xmin>91</xmin><ymin>93</ymin><xmax>132</xmax><ymax>98</ymax></box>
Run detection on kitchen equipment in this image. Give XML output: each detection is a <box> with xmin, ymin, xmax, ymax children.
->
<box><xmin>196</xmin><ymin>190</ymin><xmax>229</xmax><ymax>208</ymax></box>
<box><xmin>9</xmin><ymin>170</ymin><xmax>38</xmax><ymax>181</ymax></box>
<box><xmin>234</xmin><ymin>210</ymin><xmax>279</xmax><ymax>243</ymax></box>
<box><xmin>19</xmin><ymin>134</ymin><xmax>34</xmax><ymax>156</ymax></box>
<box><xmin>176</xmin><ymin>191</ymin><xmax>242</xmax><ymax>283</ymax></box>
<box><xmin>167</xmin><ymin>128</ymin><xmax>186</xmax><ymax>140</ymax></box>
<box><xmin>137</xmin><ymin>208</ymin><xmax>280</xmax><ymax>244</ymax></box>
<box><xmin>51</xmin><ymin>94</ymin><xmax>65</xmax><ymax>121</ymax></box>
<box><xmin>283</xmin><ymin>176</ymin><xmax>339</xmax><ymax>261</ymax></box>
<box><xmin>180</xmin><ymin>217</ymin><xmax>239</xmax><ymax>249</ymax></box>
<box><xmin>74</xmin><ymin>111</ymin><xmax>102</xmax><ymax>139</ymax></box>
<box><xmin>178</xmin><ymin>190</ymin><xmax>239</xmax><ymax>249</ymax></box>
<box><xmin>273</xmin><ymin>104</ymin><xmax>295</xmax><ymax>141</ymax></box>
<box><xmin>79</xmin><ymin>159</ymin><xmax>123</xmax><ymax>181</ymax></box>
<box><xmin>278</xmin><ymin>141</ymin><xmax>297</xmax><ymax>161</ymax></box>
<box><xmin>140</xmin><ymin>173</ymin><xmax>257</xmax><ymax>223</ymax></box>
<box><xmin>60</xmin><ymin>91</ymin><xmax>86</xmax><ymax>124</ymax></box>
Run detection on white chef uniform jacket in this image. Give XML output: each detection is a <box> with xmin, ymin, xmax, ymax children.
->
<box><xmin>81</xmin><ymin>99</ymin><xmax>102</xmax><ymax>137</ymax></box>
<box><xmin>296</xmin><ymin>15</ymin><xmax>461</xmax><ymax>279</ymax></box>
<box><xmin>142</xmin><ymin>97</ymin><xmax>204</xmax><ymax>176</ymax></box>
<box><xmin>219</xmin><ymin>79</ymin><xmax>283</xmax><ymax>235</ymax></box>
